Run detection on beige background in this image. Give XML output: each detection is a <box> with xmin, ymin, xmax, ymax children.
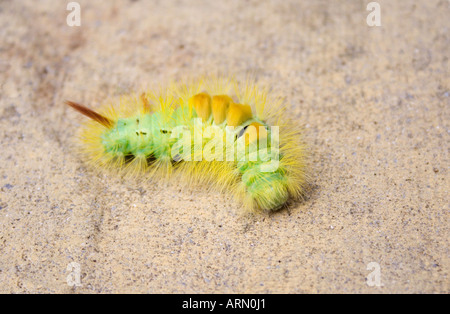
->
<box><xmin>0</xmin><ymin>0</ymin><xmax>448</xmax><ymax>293</ymax></box>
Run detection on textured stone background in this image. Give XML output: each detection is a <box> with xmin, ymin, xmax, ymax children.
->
<box><xmin>0</xmin><ymin>0</ymin><xmax>448</xmax><ymax>293</ymax></box>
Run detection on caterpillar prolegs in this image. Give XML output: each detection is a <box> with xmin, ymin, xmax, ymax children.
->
<box><xmin>66</xmin><ymin>78</ymin><xmax>307</xmax><ymax>212</ymax></box>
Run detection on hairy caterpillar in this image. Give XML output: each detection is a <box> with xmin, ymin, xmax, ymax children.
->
<box><xmin>66</xmin><ymin>77</ymin><xmax>307</xmax><ymax>212</ymax></box>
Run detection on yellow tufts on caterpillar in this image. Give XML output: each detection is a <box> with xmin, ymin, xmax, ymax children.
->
<box><xmin>243</xmin><ymin>122</ymin><xmax>268</xmax><ymax>145</ymax></box>
<box><xmin>227</xmin><ymin>103</ymin><xmax>252</xmax><ymax>127</ymax></box>
<box><xmin>189</xmin><ymin>92</ymin><xmax>212</xmax><ymax>122</ymax></box>
<box><xmin>212</xmin><ymin>95</ymin><xmax>232</xmax><ymax>124</ymax></box>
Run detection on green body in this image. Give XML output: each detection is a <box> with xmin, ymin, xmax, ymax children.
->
<box><xmin>100</xmin><ymin>107</ymin><xmax>289</xmax><ymax>210</ymax></box>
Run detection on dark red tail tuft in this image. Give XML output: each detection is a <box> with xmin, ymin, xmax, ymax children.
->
<box><xmin>65</xmin><ymin>100</ymin><xmax>113</xmax><ymax>128</ymax></box>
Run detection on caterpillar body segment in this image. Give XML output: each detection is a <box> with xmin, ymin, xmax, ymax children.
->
<box><xmin>67</xmin><ymin>78</ymin><xmax>307</xmax><ymax>212</ymax></box>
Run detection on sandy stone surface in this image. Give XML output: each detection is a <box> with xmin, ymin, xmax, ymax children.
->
<box><xmin>0</xmin><ymin>0</ymin><xmax>448</xmax><ymax>293</ymax></box>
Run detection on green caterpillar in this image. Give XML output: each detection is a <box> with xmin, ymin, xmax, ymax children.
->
<box><xmin>66</xmin><ymin>78</ymin><xmax>307</xmax><ymax>212</ymax></box>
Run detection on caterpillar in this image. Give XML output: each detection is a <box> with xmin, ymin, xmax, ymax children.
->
<box><xmin>66</xmin><ymin>77</ymin><xmax>307</xmax><ymax>212</ymax></box>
